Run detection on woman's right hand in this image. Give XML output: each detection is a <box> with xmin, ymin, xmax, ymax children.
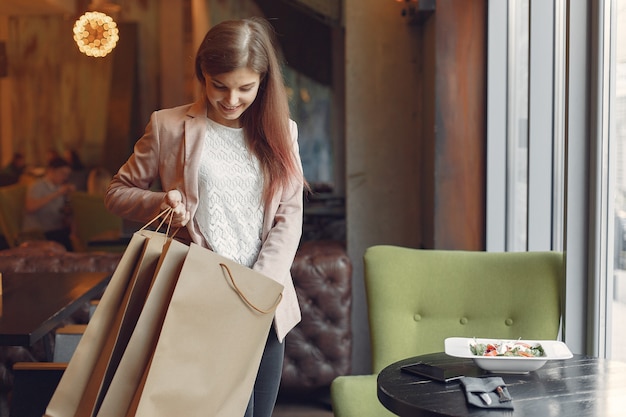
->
<box><xmin>160</xmin><ymin>189</ymin><xmax>191</xmax><ymax>227</ymax></box>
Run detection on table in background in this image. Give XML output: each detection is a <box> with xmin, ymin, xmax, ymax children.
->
<box><xmin>377</xmin><ymin>352</ymin><xmax>626</xmax><ymax>417</ymax></box>
<box><xmin>0</xmin><ymin>272</ymin><xmax>110</xmax><ymax>347</ymax></box>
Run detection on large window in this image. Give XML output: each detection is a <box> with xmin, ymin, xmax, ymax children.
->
<box><xmin>489</xmin><ymin>0</ymin><xmax>626</xmax><ymax>359</ymax></box>
<box><xmin>603</xmin><ymin>0</ymin><xmax>626</xmax><ymax>360</ymax></box>
<box><xmin>487</xmin><ymin>0</ymin><xmax>591</xmax><ymax>355</ymax></box>
<box><xmin>487</xmin><ymin>0</ymin><xmax>562</xmax><ymax>254</ymax></box>
<box><xmin>507</xmin><ymin>0</ymin><xmax>529</xmax><ymax>252</ymax></box>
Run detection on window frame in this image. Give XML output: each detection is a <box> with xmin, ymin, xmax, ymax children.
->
<box><xmin>486</xmin><ymin>0</ymin><xmax>592</xmax><ymax>355</ymax></box>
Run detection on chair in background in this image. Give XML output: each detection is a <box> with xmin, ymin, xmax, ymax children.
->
<box><xmin>69</xmin><ymin>191</ymin><xmax>124</xmax><ymax>252</ymax></box>
<box><xmin>0</xmin><ymin>183</ymin><xmax>27</xmax><ymax>248</ymax></box>
<box><xmin>10</xmin><ymin>362</ymin><xmax>65</xmax><ymax>417</ymax></box>
<box><xmin>52</xmin><ymin>324</ymin><xmax>88</xmax><ymax>363</ymax></box>
<box><xmin>330</xmin><ymin>246</ymin><xmax>563</xmax><ymax>417</ymax></box>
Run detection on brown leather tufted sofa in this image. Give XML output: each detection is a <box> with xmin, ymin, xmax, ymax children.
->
<box><xmin>281</xmin><ymin>240</ymin><xmax>353</xmax><ymax>396</ymax></box>
<box><xmin>0</xmin><ymin>239</ymin><xmax>352</xmax><ymax>409</ymax></box>
<box><xmin>0</xmin><ymin>240</ymin><xmax>123</xmax><ymax>275</ymax></box>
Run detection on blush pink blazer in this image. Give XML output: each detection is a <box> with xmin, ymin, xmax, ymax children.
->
<box><xmin>104</xmin><ymin>100</ymin><xmax>304</xmax><ymax>341</ymax></box>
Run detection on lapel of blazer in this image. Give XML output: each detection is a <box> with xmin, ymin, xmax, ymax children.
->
<box><xmin>182</xmin><ymin>100</ymin><xmax>207</xmax><ymax>210</ymax></box>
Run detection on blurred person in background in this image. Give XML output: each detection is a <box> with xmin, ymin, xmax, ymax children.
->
<box><xmin>22</xmin><ymin>157</ymin><xmax>76</xmax><ymax>250</ymax></box>
<box><xmin>0</xmin><ymin>152</ymin><xmax>26</xmax><ymax>186</ymax></box>
<box><xmin>64</xmin><ymin>149</ymin><xmax>88</xmax><ymax>191</ymax></box>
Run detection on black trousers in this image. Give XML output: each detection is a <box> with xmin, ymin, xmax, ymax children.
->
<box><xmin>244</xmin><ymin>326</ymin><xmax>285</xmax><ymax>417</ymax></box>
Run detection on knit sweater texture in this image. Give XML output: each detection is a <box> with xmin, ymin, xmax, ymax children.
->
<box><xmin>196</xmin><ymin>119</ymin><xmax>264</xmax><ymax>267</ymax></box>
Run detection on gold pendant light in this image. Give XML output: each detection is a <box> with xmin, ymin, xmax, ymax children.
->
<box><xmin>73</xmin><ymin>6</ymin><xmax>119</xmax><ymax>58</ymax></box>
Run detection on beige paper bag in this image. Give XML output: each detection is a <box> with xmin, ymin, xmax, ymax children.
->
<box><xmin>133</xmin><ymin>243</ymin><xmax>284</xmax><ymax>417</ymax></box>
<box><xmin>75</xmin><ymin>230</ymin><xmax>171</xmax><ymax>417</ymax></box>
<box><xmin>46</xmin><ymin>210</ymin><xmax>175</xmax><ymax>417</ymax></box>
<box><xmin>96</xmin><ymin>238</ymin><xmax>189</xmax><ymax>417</ymax></box>
<box><xmin>44</xmin><ymin>230</ymin><xmax>149</xmax><ymax>417</ymax></box>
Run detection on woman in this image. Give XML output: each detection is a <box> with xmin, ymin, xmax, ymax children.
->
<box><xmin>104</xmin><ymin>17</ymin><xmax>306</xmax><ymax>417</ymax></box>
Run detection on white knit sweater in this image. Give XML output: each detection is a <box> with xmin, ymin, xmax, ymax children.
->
<box><xmin>196</xmin><ymin>118</ymin><xmax>264</xmax><ymax>267</ymax></box>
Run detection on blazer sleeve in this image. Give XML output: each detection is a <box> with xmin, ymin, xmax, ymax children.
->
<box><xmin>104</xmin><ymin>110</ymin><xmax>168</xmax><ymax>223</ymax></box>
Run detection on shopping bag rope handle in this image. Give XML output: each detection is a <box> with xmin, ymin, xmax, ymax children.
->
<box><xmin>219</xmin><ymin>263</ymin><xmax>282</xmax><ymax>314</ymax></box>
<box><xmin>140</xmin><ymin>208</ymin><xmax>180</xmax><ymax>239</ymax></box>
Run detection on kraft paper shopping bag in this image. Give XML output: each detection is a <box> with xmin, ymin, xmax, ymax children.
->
<box><xmin>96</xmin><ymin>237</ymin><xmax>189</xmax><ymax>417</ymax></box>
<box><xmin>133</xmin><ymin>243</ymin><xmax>284</xmax><ymax>417</ymax></box>
<box><xmin>45</xmin><ymin>211</ymin><xmax>174</xmax><ymax>417</ymax></box>
<box><xmin>74</xmin><ymin>229</ymin><xmax>170</xmax><ymax>417</ymax></box>
<box><xmin>44</xmin><ymin>230</ymin><xmax>149</xmax><ymax>417</ymax></box>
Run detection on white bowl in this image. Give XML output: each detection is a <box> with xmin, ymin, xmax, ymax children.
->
<box><xmin>444</xmin><ymin>337</ymin><xmax>573</xmax><ymax>373</ymax></box>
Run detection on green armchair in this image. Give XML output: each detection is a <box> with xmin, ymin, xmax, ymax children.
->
<box><xmin>331</xmin><ymin>246</ymin><xmax>563</xmax><ymax>417</ymax></box>
<box><xmin>69</xmin><ymin>191</ymin><xmax>124</xmax><ymax>252</ymax></box>
<box><xmin>0</xmin><ymin>183</ymin><xmax>27</xmax><ymax>247</ymax></box>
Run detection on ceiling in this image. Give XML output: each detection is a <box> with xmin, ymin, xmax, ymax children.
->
<box><xmin>0</xmin><ymin>0</ymin><xmax>75</xmax><ymax>15</ymax></box>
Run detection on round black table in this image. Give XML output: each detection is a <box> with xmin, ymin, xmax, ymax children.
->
<box><xmin>377</xmin><ymin>352</ymin><xmax>626</xmax><ymax>417</ymax></box>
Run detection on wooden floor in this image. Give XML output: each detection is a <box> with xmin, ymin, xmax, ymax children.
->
<box><xmin>272</xmin><ymin>399</ymin><xmax>334</xmax><ymax>417</ymax></box>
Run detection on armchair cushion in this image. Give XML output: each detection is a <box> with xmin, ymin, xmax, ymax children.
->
<box><xmin>330</xmin><ymin>374</ymin><xmax>396</xmax><ymax>417</ymax></box>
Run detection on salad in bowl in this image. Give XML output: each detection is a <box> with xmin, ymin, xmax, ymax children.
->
<box><xmin>469</xmin><ymin>339</ymin><xmax>545</xmax><ymax>358</ymax></box>
<box><xmin>445</xmin><ymin>337</ymin><xmax>573</xmax><ymax>373</ymax></box>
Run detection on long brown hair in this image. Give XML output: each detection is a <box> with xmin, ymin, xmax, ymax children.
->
<box><xmin>195</xmin><ymin>17</ymin><xmax>306</xmax><ymax>206</ymax></box>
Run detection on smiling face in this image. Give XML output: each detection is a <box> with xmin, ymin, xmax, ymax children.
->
<box><xmin>204</xmin><ymin>67</ymin><xmax>261</xmax><ymax>128</ymax></box>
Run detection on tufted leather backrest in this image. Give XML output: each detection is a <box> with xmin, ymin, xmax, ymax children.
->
<box><xmin>364</xmin><ymin>246</ymin><xmax>563</xmax><ymax>373</ymax></box>
<box><xmin>280</xmin><ymin>240</ymin><xmax>353</xmax><ymax>393</ymax></box>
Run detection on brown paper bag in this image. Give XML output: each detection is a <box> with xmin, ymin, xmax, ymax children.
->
<box><xmin>75</xmin><ymin>230</ymin><xmax>171</xmax><ymax>417</ymax></box>
<box><xmin>133</xmin><ymin>243</ymin><xmax>284</xmax><ymax>417</ymax></box>
<box><xmin>96</xmin><ymin>238</ymin><xmax>189</xmax><ymax>417</ymax></box>
<box><xmin>45</xmin><ymin>212</ymin><xmax>174</xmax><ymax>417</ymax></box>
<box><xmin>44</xmin><ymin>231</ymin><xmax>148</xmax><ymax>417</ymax></box>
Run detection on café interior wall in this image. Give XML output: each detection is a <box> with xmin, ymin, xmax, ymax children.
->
<box><xmin>344</xmin><ymin>0</ymin><xmax>423</xmax><ymax>374</ymax></box>
<box><xmin>0</xmin><ymin>0</ymin><xmax>273</xmax><ymax>169</ymax></box>
<box><xmin>344</xmin><ymin>0</ymin><xmax>487</xmax><ymax>373</ymax></box>
<box><xmin>0</xmin><ymin>1</ymin><xmax>160</xmax><ymax>169</ymax></box>
<box><xmin>6</xmin><ymin>15</ymin><xmax>113</xmax><ymax>168</ymax></box>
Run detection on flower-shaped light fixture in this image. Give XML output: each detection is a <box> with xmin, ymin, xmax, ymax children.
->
<box><xmin>73</xmin><ymin>11</ymin><xmax>119</xmax><ymax>58</ymax></box>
